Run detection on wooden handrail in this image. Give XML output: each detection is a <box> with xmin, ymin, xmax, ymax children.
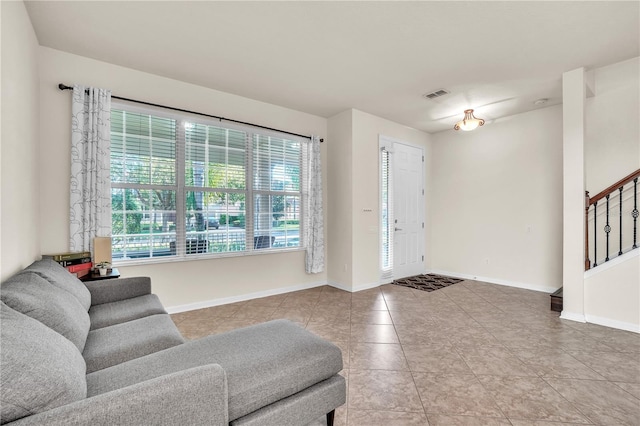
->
<box><xmin>585</xmin><ymin>168</ymin><xmax>640</xmax><ymax>270</ymax></box>
<box><xmin>589</xmin><ymin>169</ymin><xmax>640</xmax><ymax>206</ymax></box>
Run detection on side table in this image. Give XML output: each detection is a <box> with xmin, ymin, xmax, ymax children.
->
<box><xmin>80</xmin><ymin>268</ymin><xmax>120</xmax><ymax>282</ymax></box>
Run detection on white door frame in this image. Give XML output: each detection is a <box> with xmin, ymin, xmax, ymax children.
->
<box><xmin>379</xmin><ymin>135</ymin><xmax>426</xmax><ymax>282</ymax></box>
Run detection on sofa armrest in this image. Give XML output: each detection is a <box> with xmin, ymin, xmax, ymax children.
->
<box><xmin>85</xmin><ymin>276</ymin><xmax>152</xmax><ymax>305</ymax></box>
<box><xmin>8</xmin><ymin>365</ymin><xmax>228</xmax><ymax>426</ymax></box>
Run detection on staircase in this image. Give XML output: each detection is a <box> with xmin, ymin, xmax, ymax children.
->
<box><xmin>551</xmin><ymin>169</ymin><xmax>640</xmax><ymax>312</ymax></box>
<box><xmin>550</xmin><ymin>287</ymin><xmax>563</xmax><ymax>312</ymax></box>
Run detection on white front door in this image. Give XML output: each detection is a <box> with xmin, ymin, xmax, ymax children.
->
<box><xmin>393</xmin><ymin>142</ymin><xmax>425</xmax><ymax>279</ymax></box>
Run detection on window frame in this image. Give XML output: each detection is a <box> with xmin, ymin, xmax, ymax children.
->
<box><xmin>110</xmin><ymin>100</ymin><xmax>306</xmax><ymax>266</ymax></box>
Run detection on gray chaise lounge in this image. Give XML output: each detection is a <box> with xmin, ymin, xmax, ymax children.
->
<box><xmin>0</xmin><ymin>259</ymin><xmax>346</xmax><ymax>425</ymax></box>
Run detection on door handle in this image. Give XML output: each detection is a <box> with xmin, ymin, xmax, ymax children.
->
<box><xmin>395</xmin><ymin>227</ymin><xmax>403</xmax><ymax>231</ymax></box>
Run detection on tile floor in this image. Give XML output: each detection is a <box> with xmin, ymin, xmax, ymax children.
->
<box><xmin>170</xmin><ymin>280</ymin><xmax>640</xmax><ymax>426</ymax></box>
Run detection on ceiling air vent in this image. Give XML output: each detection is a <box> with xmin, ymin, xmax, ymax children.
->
<box><xmin>423</xmin><ymin>89</ymin><xmax>450</xmax><ymax>100</ymax></box>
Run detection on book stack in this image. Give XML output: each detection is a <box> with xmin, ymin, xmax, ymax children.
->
<box><xmin>44</xmin><ymin>252</ymin><xmax>92</xmax><ymax>279</ymax></box>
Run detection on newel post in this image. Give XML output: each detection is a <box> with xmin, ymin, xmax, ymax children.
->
<box><xmin>584</xmin><ymin>191</ymin><xmax>590</xmax><ymax>271</ymax></box>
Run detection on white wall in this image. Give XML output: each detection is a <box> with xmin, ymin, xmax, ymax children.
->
<box><xmin>561</xmin><ymin>68</ymin><xmax>587</xmax><ymax>322</ymax></box>
<box><xmin>327</xmin><ymin>110</ymin><xmax>353</xmax><ymax>288</ymax></box>
<box><xmin>586</xmin><ymin>57</ymin><xmax>639</xmax><ymax>193</ymax></box>
<box><xmin>584</xmin><ymin>57</ymin><xmax>640</xmax><ymax>266</ymax></box>
<box><xmin>581</xmin><ymin>57</ymin><xmax>640</xmax><ymax>331</ymax></box>
<box><xmin>38</xmin><ymin>47</ymin><xmax>328</xmax><ymax>309</ymax></box>
<box><xmin>1</xmin><ymin>1</ymin><xmax>41</xmax><ymax>280</ymax></box>
<box><xmin>327</xmin><ymin>109</ymin><xmax>430</xmax><ymax>291</ymax></box>
<box><xmin>430</xmin><ymin>105</ymin><xmax>563</xmax><ymax>293</ymax></box>
<box><xmin>351</xmin><ymin>110</ymin><xmax>431</xmax><ymax>290</ymax></box>
<box><xmin>584</xmin><ymin>250</ymin><xmax>639</xmax><ymax>333</ymax></box>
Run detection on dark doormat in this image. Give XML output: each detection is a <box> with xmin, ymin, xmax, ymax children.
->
<box><xmin>392</xmin><ymin>273</ymin><xmax>463</xmax><ymax>292</ymax></box>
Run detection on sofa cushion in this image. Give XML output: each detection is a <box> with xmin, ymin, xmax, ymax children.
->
<box><xmin>85</xmin><ymin>277</ymin><xmax>152</xmax><ymax>306</ymax></box>
<box><xmin>89</xmin><ymin>294</ymin><xmax>167</xmax><ymax>330</ymax></box>
<box><xmin>25</xmin><ymin>259</ymin><xmax>91</xmax><ymax>311</ymax></box>
<box><xmin>1</xmin><ymin>271</ymin><xmax>91</xmax><ymax>352</ymax></box>
<box><xmin>86</xmin><ymin>319</ymin><xmax>343</xmax><ymax>421</ymax></box>
<box><xmin>0</xmin><ymin>302</ymin><xmax>87</xmax><ymax>424</ymax></box>
<box><xmin>83</xmin><ymin>314</ymin><xmax>184</xmax><ymax>373</ymax></box>
<box><xmin>230</xmin><ymin>375</ymin><xmax>346</xmax><ymax>426</ymax></box>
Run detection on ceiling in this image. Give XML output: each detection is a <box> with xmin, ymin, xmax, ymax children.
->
<box><xmin>24</xmin><ymin>1</ymin><xmax>639</xmax><ymax>134</ymax></box>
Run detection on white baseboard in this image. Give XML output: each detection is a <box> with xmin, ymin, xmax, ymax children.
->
<box><xmin>428</xmin><ymin>269</ymin><xmax>559</xmax><ymax>294</ymax></box>
<box><xmin>327</xmin><ymin>280</ymin><xmax>381</xmax><ymax>293</ymax></box>
<box><xmin>559</xmin><ymin>311</ymin><xmax>586</xmax><ymax>323</ymax></box>
<box><xmin>585</xmin><ymin>314</ymin><xmax>640</xmax><ymax>334</ymax></box>
<box><xmin>166</xmin><ymin>280</ymin><xmax>327</xmax><ymax>314</ymax></box>
<box><xmin>327</xmin><ymin>280</ymin><xmax>351</xmax><ymax>292</ymax></box>
<box><xmin>352</xmin><ymin>281</ymin><xmax>381</xmax><ymax>292</ymax></box>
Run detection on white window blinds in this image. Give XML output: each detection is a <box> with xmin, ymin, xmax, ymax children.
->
<box><xmin>184</xmin><ymin>122</ymin><xmax>249</xmax><ymax>254</ymax></box>
<box><xmin>110</xmin><ymin>103</ymin><xmax>305</xmax><ymax>262</ymax></box>
<box><xmin>110</xmin><ymin>110</ymin><xmax>178</xmax><ymax>259</ymax></box>
<box><xmin>252</xmin><ymin>135</ymin><xmax>302</xmax><ymax>249</ymax></box>
<box><xmin>380</xmin><ymin>146</ymin><xmax>394</xmax><ymax>281</ymax></box>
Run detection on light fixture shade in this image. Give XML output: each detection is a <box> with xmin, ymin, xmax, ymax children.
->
<box><xmin>454</xmin><ymin>109</ymin><xmax>485</xmax><ymax>131</ymax></box>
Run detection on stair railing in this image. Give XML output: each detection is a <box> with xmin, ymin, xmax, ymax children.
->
<box><xmin>585</xmin><ymin>169</ymin><xmax>640</xmax><ymax>270</ymax></box>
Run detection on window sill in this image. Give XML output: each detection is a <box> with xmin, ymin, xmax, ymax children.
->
<box><xmin>113</xmin><ymin>246</ymin><xmax>306</xmax><ymax>267</ymax></box>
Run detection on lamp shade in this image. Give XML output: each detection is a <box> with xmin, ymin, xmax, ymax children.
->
<box><xmin>454</xmin><ymin>109</ymin><xmax>485</xmax><ymax>131</ymax></box>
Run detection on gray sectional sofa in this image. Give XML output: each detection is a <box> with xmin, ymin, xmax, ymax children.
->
<box><xmin>0</xmin><ymin>259</ymin><xmax>345</xmax><ymax>425</ymax></box>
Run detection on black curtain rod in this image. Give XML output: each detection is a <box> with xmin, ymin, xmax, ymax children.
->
<box><xmin>58</xmin><ymin>84</ymin><xmax>323</xmax><ymax>142</ymax></box>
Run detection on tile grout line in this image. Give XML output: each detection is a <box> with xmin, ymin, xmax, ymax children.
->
<box><xmin>445</xmin><ymin>280</ymin><xmax>514</xmax><ymax>424</ymax></box>
<box><xmin>382</xmin><ymin>287</ymin><xmax>431</xmax><ymax>423</ymax></box>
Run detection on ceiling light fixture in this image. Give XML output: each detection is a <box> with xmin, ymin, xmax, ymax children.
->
<box><xmin>454</xmin><ymin>109</ymin><xmax>485</xmax><ymax>131</ymax></box>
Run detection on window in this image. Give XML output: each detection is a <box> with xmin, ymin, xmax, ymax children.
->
<box><xmin>380</xmin><ymin>146</ymin><xmax>393</xmax><ymax>280</ymax></box>
<box><xmin>110</xmin><ymin>103</ymin><xmax>304</xmax><ymax>262</ymax></box>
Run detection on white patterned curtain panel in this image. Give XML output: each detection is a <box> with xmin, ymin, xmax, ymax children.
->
<box><xmin>303</xmin><ymin>135</ymin><xmax>325</xmax><ymax>273</ymax></box>
<box><xmin>69</xmin><ymin>85</ymin><xmax>112</xmax><ymax>252</ymax></box>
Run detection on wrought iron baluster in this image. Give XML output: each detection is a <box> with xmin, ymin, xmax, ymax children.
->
<box><xmin>619</xmin><ymin>186</ymin><xmax>623</xmax><ymax>256</ymax></box>
<box><xmin>605</xmin><ymin>194</ymin><xmax>611</xmax><ymax>262</ymax></box>
<box><xmin>593</xmin><ymin>202</ymin><xmax>598</xmax><ymax>267</ymax></box>
<box><xmin>633</xmin><ymin>177</ymin><xmax>638</xmax><ymax>249</ymax></box>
